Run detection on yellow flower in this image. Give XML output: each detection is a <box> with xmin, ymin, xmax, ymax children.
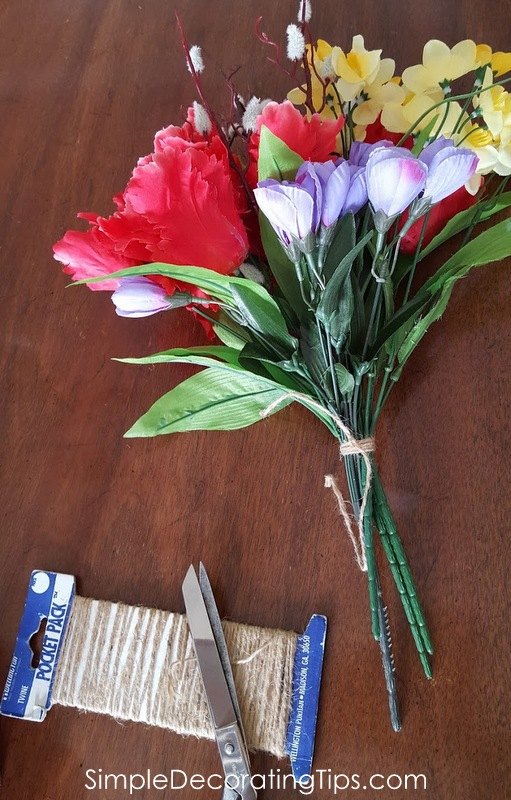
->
<box><xmin>459</xmin><ymin>122</ymin><xmax>511</xmax><ymax>176</ymax></box>
<box><xmin>331</xmin><ymin>35</ymin><xmax>383</xmax><ymax>101</ymax></box>
<box><xmin>476</xmin><ymin>44</ymin><xmax>511</xmax><ymax>77</ymax></box>
<box><xmin>462</xmin><ymin>68</ymin><xmax>511</xmax><ymax>175</ymax></box>
<box><xmin>352</xmin><ymin>60</ymin><xmax>406</xmax><ymax>126</ymax></box>
<box><xmin>402</xmin><ymin>39</ymin><xmax>477</xmax><ymax>94</ymax></box>
<box><xmin>475</xmin><ymin>67</ymin><xmax>511</xmax><ymax>138</ymax></box>
<box><xmin>287</xmin><ymin>40</ymin><xmax>342</xmax><ymax>118</ymax></box>
<box><xmin>401</xmin><ymin>90</ymin><xmax>468</xmax><ymax>136</ymax></box>
<box><xmin>458</xmin><ymin>125</ymin><xmax>500</xmax><ymax>174</ymax></box>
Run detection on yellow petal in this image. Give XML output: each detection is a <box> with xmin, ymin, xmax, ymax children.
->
<box><xmin>492</xmin><ymin>51</ymin><xmax>511</xmax><ymax>77</ymax></box>
<box><xmin>449</xmin><ymin>39</ymin><xmax>477</xmax><ymax>80</ymax></box>
<box><xmin>380</xmin><ymin>102</ymin><xmax>410</xmax><ymax>133</ymax></box>
<box><xmin>315</xmin><ymin>39</ymin><xmax>333</xmax><ymax>60</ymax></box>
<box><xmin>352</xmin><ymin>99</ymin><xmax>380</xmax><ymax>126</ymax></box>
<box><xmin>476</xmin><ymin>44</ymin><xmax>493</xmax><ymax>68</ymax></box>
<box><xmin>373</xmin><ymin>58</ymin><xmax>396</xmax><ymax>87</ymax></box>
<box><xmin>334</xmin><ymin>75</ymin><xmax>364</xmax><ymax>101</ymax></box>
<box><xmin>402</xmin><ymin>64</ymin><xmax>432</xmax><ymax>94</ymax></box>
<box><xmin>287</xmin><ymin>85</ymin><xmax>307</xmax><ymax>105</ymax></box>
<box><xmin>422</xmin><ymin>39</ymin><xmax>451</xmax><ymax>75</ymax></box>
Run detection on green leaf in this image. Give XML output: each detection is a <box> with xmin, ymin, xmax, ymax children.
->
<box><xmin>322</xmin><ymin>213</ymin><xmax>356</xmax><ymax>282</ymax></box>
<box><xmin>411</xmin><ymin>116</ymin><xmax>438</xmax><ymax>156</ymax></box>
<box><xmin>329</xmin><ymin>277</ymin><xmax>354</xmax><ymax>351</ymax></box>
<box><xmin>115</xmin><ymin>346</ymin><xmax>241</xmax><ymax>369</ymax></box>
<box><xmin>349</xmin><ymin>272</ymin><xmax>366</xmax><ymax>352</ymax></box>
<box><xmin>316</xmin><ymin>231</ymin><xmax>372</xmax><ymax>349</ymax></box>
<box><xmin>257</xmin><ymin>125</ymin><xmax>303</xmax><ymax>182</ymax></box>
<box><xmin>299</xmin><ymin>321</ymin><xmax>327</xmax><ymax>386</ymax></box>
<box><xmin>260</xmin><ymin>214</ymin><xmax>308</xmax><ymax>319</ymax></box>
<box><xmin>370</xmin><ymin>294</ymin><xmax>428</xmax><ymax>358</ymax></box>
<box><xmin>213</xmin><ymin>313</ymin><xmax>249</xmax><ymax>349</ymax></box>
<box><xmin>422</xmin><ymin>217</ymin><xmax>511</xmax><ymax>294</ymax></box>
<box><xmin>317</xmin><ymin>231</ymin><xmax>372</xmax><ymax>326</ymax></box>
<box><xmin>124</xmin><ymin>368</ymin><xmax>294</xmax><ymax>437</ymax></box>
<box><xmin>229</xmin><ymin>283</ymin><xmax>297</xmax><ymax>351</ymax></box>
<box><xmin>419</xmin><ymin>192</ymin><xmax>511</xmax><ymax>261</ymax></box>
<box><xmin>390</xmin><ymin>217</ymin><xmax>511</xmax><ymax>376</ymax></box>
<box><xmin>334</xmin><ymin>363</ymin><xmax>355</xmax><ymax>397</ymax></box>
<box><xmin>73</xmin><ymin>263</ymin><xmax>233</xmax><ymax>303</ymax></box>
<box><xmin>392</xmin><ymin>281</ymin><xmax>455</xmax><ymax>379</ymax></box>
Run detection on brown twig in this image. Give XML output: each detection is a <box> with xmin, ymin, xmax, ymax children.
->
<box><xmin>175</xmin><ymin>13</ymin><xmax>256</xmax><ymax>212</ymax></box>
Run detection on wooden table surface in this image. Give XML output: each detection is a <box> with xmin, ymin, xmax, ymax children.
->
<box><xmin>1</xmin><ymin>1</ymin><xmax>510</xmax><ymax>798</ymax></box>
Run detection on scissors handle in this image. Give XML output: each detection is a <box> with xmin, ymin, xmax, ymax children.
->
<box><xmin>216</xmin><ymin>723</ymin><xmax>256</xmax><ymax>800</ymax></box>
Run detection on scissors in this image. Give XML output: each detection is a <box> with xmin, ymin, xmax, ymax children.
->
<box><xmin>182</xmin><ymin>563</ymin><xmax>257</xmax><ymax>800</ymax></box>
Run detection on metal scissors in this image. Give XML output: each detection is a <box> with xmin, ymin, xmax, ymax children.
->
<box><xmin>182</xmin><ymin>563</ymin><xmax>257</xmax><ymax>800</ymax></box>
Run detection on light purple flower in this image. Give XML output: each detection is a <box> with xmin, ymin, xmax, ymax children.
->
<box><xmin>296</xmin><ymin>160</ymin><xmax>353</xmax><ymax>228</ymax></box>
<box><xmin>255</xmin><ymin>159</ymin><xmax>371</xmax><ymax>255</ymax></box>
<box><xmin>254</xmin><ymin>179</ymin><xmax>315</xmax><ymax>251</ymax></box>
<box><xmin>365</xmin><ymin>148</ymin><xmax>427</xmax><ymax>227</ymax></box>
<box><xmin>344</xmin><ymin>165</ymin><xmax>368</xmax><ymax>214</ymax></box>
<box><xmin>111</xmin><ymin>277</ymin><xmax>174</xmax><ymax>318</ymax></box>
<box><xmin>349</xmin><ymin>139</ymin><xmax>393</xmax><ymax>167</ymax></box>
<box><xmin>419</xmin><ymin>137</ymin><xmax>478</xmax><ymax>205</ymax></box>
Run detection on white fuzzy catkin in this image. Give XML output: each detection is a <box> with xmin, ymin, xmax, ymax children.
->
<box><xmin>238</xmin><ymin>262</ymin><xmax>265</xmax><ymax>285</ymax></box>
<box><xmin>192</xmin><ymin>101</ymin><xmax>211</xmax><ymax>135</ymax></box>
<box><xmin>242</xmin><ymin>96</ymin><xmax>272</xmax><ymax>133</ymax></box>
<box><xmin>188</xmin><ymin>45</ymin><xmax>204</xmax><ymax>74</ymax></box>
<box><xmin>286</xmin><ymin>24</ymin><xmax>306</xmax><ymax>62</ymax></box>
<box><xmin>52</xmin><ymin>597</ymin><xmax>297</xmax><ymax>758</ymax></box>
<box><xmin>319</xmin><ymin>55</ymin><xmax>336</xmax><ymax>81</ymax></box>
<box><xmin>297</xmin><ymin>0</ymin><xmax>312</xmax><ymax>22</ymax></box>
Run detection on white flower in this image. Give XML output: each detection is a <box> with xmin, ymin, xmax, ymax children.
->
<box><xmin>286</xmin><ymin>24</ymin><xmax>305</xmax><ymax>62</ymax></box>
<box><xmin>188</xmin><ymin>45</ymin><xmax>204</xmax><ymax>74</ymax></box>
<box><xmin>242</xmin><ymin>96</ymin><xmax>271</xmax><ymax>132</ymax></box>
<box><xmin>297</xmin><ymin>0</ymin><xmax>312</xmax><ymax>22</ymax></box>
<box><xmin>192</xmin><ymin>101</ymin><xmax>211</xmax><ymax>135</ymax></box>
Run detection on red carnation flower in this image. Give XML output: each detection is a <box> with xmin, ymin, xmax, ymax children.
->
<box><xmin>246</xmin><ymin>100</ymin><xmax>344</xmax><ymax>186</ymax></box>
<box><xmin>54</xmin><ymin>113</ymin><xmax>249</xmax><ymax>311</ymax></box>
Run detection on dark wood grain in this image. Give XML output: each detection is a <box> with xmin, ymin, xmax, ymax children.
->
<box><xmin>1</xmin><ymin>1</ymin><xmax>510</xmax><ymax>798</ymax></box>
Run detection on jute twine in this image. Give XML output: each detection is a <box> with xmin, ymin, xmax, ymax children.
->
<box><xmin>261</xmin><ymin>392</ymin><xmax>375</xmax><ymax>573</ymax></box>
<box><xmin>52</xmin><ymin>596</ymin><xmax>297</xmax><ymax>757</ymax></box>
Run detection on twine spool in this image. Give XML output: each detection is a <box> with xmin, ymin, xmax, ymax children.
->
<box><xmin>52</xmin><ymin>596</ymin><xmax>297</xmax><ymax>757</ymax></box>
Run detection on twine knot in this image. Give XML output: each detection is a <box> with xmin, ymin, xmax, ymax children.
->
<box><xmin>339</xmin><ymin>437</ymin><xmax>375</xmax><ymax>457</ymax></box>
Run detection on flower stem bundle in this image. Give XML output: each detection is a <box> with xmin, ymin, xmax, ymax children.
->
<box><xmin>54</xmin><ymin>6</ymin><xmax>511</xmax><ymax>729</ymax></box>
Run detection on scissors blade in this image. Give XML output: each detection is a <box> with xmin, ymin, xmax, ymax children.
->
<box><xmin>182</xmin><ymin>565</ymin><xmax>237</xmax><ymax>731</ymax></box>
<box><xmin>198</xmin><ymin>562</ymin><xmax>246</xmax><ymax>738</ymax></box>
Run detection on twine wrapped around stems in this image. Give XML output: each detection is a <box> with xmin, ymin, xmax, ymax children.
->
<box><xmin>261</xmin><ymin>392</ymin><xmax>375</xmax><ymax>572</ymax></box>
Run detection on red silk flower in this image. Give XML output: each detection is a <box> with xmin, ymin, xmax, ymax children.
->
<box><xmin>53</xmin><ymin>112</ymin><xmax>249</xmax><ymax>298</ymax></box>
<box><xmin>246</xmin><ymin>100</ymin><xmax>344</xmax><ymax>186</ymax></box>
<box><xmin>363</xmin><ymin>115</ymin><xmax>413</xmax><ymax>149</ymax></box>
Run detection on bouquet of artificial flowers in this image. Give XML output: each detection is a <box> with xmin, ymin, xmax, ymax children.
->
<box><xmin>54</xmin><ymin>4</ymin><xmax>511</xmax><ymax>728</ymax></box>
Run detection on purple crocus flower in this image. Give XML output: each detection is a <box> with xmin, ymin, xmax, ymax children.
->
<box><xmin>254</xmin><ymin>178</ymin><xmax>315</xmax><ymax>254</ymax></box>
<box><xmin>344</xmin><ymin>165</ymin><xmax>368</xmax><ymax>214</ymax></box>
<box><xmin>255</xmin><ymin>158</ymin><xmax>371</xmax><ymax>257</ymax></box>
<box><xmin>419</xmin><ymin>137</ymin><xmax>478</xmax><ymax>206</ymax></box>
<box><xmin>296</xmin><ymin>160</ymin><xmax>353</xmax><ymax>228</ymax></box>
<box><xmin>365</xmin><ymin>147</ymin><xmax>428</xmax><ymax>230</ymax></box>
<box><xmin>111</xmin><ymin>277</ymin><xmax>174</xmax><ymax>318</ymax></box>
<box><xmin>349</xmin><ymin>139</ymin><xmax>393</xmax><ymax>168</ymax></box>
